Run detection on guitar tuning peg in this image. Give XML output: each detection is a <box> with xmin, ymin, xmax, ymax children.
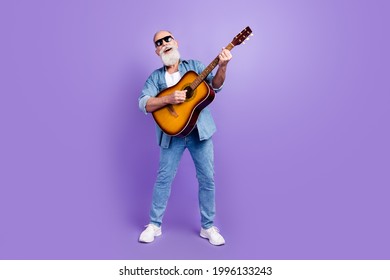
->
<box><xmin>246</xmin><ymin>38</ymin><xmax>250</xmax><ymax>41</ymax></box>
<box><xmin>243</xmin><ymin>42</ymin><xmax>246</xmax><ymax>45</ymax></box>
<box><xmin>250</xmin><ymin>34</ymin><xmax>254</xmax><ymax>36</ymax></box>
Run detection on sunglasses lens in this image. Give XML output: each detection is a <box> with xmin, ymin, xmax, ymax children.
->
<box><xmin>155</xmin><ymin>36</ymin><xmax>173</xmax><ymax>47</ymax></box>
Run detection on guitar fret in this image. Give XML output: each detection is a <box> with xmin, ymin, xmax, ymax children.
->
<box><xmin>189</xmin><ymin>42</ymin><xmax>237</xmax><ymax>90</ymax></box>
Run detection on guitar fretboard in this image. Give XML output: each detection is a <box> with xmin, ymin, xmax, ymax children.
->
<box><xmin>189</xmin><ymin>43</ymin><xmax>235</xmax><ymax>90</ymax></box>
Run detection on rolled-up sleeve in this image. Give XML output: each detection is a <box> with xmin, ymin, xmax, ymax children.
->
<box><xmin>138</xmin><ymin>94</ymin><xmax>151</xmax><ymax>114</ymax></box>
<box><xmin>138</xmin><ymin>75</ymin><xmax>158</xmax><ymax>114</ymax></box>
<box><xmin>211</xmin><ymin>82</ymin><xmax>223</xmax><ymax>93</ymax></box>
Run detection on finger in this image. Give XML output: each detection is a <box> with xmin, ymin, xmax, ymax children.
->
<box><xmin>176</xmin><ymin>90</ymin><xmax>187</xmax><ymax>96</ymax></box>
<box><xmin>220</xmin><ymin>51</ymin><xmax>229</xmax><ymax>60</ymax></box>
<box><xmin>224</xmin><ymin>49</ymin><xmax>231</xmax><ymax>56</ymax></box>
<box><xmin>220</xmin><ymin>51</ymin><xmax>231</xmax><ymax>61</ymax></box>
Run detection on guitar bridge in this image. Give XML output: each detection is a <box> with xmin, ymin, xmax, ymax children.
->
<box><xmin>167</xmin><ymin>105</ymin><xmax>178</xmax><ymax>118</ymax></box>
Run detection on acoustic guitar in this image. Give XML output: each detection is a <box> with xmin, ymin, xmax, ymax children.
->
<box><xmin>152</xmin><ymin>26</ymin><xmax>253</xmax><ymax>137</ymax></box>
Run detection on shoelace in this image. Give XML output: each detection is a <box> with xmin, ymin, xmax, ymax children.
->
<box><xmin>144</xmin><ymin>224</ymin><xmax>159</xmax><ymax>230</ymax></box>
<box><xmin>207</xmin><ymin>226</ymin><xmax>220</xmax><ymax>233</ymax></box>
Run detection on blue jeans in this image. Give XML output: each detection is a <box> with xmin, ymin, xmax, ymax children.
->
<box><xmin>149</xmin><ymin>129</ymin><xmax>215</xmax><ymax>229</ymax></box>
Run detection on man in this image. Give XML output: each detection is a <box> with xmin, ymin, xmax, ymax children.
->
<box><xmin>138</xmin><ymin>30</ymin><xmax>232</xmax><ymax>246</ymax></box>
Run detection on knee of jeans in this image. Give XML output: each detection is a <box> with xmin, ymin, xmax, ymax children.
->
<box><xmin>197</xmin><ymin>174</ymin><xmax>215</xmax><ymax>188</ymax></box>
<box><xmin>155</xmin><ymin>169</ymin><xmax>176</xmax><ymax>186</ymax></box>
<box><xmin>196</xmin><ymin>167</ymin><xmax>214</xmax><ymax>180</ymax></box>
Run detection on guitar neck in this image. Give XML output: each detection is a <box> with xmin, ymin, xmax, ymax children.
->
<box><xmin>190</xmin><ymin>43</ymin><xmax>235</xmax><ymax>90</ymax></box>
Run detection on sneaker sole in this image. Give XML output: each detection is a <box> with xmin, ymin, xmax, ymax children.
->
<box><xmin>139</xmin><ymin>230</ymin><xmax>162</xmax><ymax>243</ymax></box>
<box><xmin>200</xmin><ymin>232</ymin><xmax>225</xmax><ymax>246</ymax></box>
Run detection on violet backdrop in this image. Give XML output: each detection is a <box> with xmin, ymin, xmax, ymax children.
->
<box><xmin>0</xmin><ymin>0</ymin><xmax>389</xmax><ymax>259</ymax></box>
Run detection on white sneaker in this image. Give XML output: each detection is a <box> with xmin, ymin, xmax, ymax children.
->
<box><xmin>139</xmin><ymin>224</ymin><xmax>162</xmax><ymax>243</ymax></box>
<box><xmin>200</xmin><ymin>226</ymin><xmax>225</xmax><ymax>246</ymax></box>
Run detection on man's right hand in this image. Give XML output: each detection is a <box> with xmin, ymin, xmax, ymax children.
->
<box><xmin>166</xmin><ymin>90</ymin><xmax>187</xmax><ymax>104</ymax></box>
<box><xmin>145</xmin><ymin>90</ymin><xmax>187</xmax><ymax>113</ymax></box>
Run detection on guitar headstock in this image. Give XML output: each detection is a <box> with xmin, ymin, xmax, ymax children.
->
<box><xmin>231</xmin><ymin>26</ymin><xmax>253</xmax><ymax>46</ymax></box>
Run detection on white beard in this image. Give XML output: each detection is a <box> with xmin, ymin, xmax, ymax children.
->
<box><xmin>160</xmin><ymin>45</ymin><xmax>181</xmax><ymax>66</ymax></box>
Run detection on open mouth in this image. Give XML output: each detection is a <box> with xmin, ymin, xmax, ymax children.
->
<box><xmin>163</xmin><ymin>47</ymin><xmax>172</xmax><ymax>53</ymax></box>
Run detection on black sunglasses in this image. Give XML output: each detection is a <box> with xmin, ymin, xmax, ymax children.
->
<box><xmin>155</xmin><ymin>35</ymin><xmax>174</xmax><ymax>47</ymax></box>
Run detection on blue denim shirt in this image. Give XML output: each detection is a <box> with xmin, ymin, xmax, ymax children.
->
<box><xmin>139</xmin><ymin>59</ymin><xmax>222</xmax><ymax>148</ymax></box>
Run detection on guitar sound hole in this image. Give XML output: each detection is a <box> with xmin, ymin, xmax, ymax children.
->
<box><xmin>184</xmin><ymin>86</ymin><xmax>194</xmax><ymax>100</ymax></box>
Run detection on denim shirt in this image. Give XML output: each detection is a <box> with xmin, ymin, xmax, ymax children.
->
<box><xmin>138</xmin><ymin>59</ymin><xmax>222</xmax><ymax>148</ymax></box>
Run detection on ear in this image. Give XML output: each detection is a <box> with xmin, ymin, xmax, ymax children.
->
<box><xmin>155</xmin><ymin>48</ymin><xmax>160</xmax><ymax>56</ymax></box>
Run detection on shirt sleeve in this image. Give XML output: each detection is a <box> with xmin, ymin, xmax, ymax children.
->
<box><xmin>138</xmin><ymin>74</ymin><xmax>159</xmax><ymax>114</ymax></box>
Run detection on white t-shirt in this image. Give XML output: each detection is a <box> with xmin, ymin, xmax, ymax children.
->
<box><xmin>165</xmin><ymin>71</ymin><xmax>181</xmax><ymax>87</ymax></box>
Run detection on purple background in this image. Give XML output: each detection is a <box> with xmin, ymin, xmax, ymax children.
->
<box><xmin>0</xmin><ymin>0</ymin><xmax>389</xmax><ymax>260</ymax></box>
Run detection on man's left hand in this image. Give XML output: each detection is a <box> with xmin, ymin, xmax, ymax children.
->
<box><xmin>218</xmin><ymin>48</ymin><xmax>232</xmax><ymax>67</ymax></box>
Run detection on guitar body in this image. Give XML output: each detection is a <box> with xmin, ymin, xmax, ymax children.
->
<box><xmin>152</xmin><ymin>70</ymin><xmax>215</xmax><ymax>137</ymax></box>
